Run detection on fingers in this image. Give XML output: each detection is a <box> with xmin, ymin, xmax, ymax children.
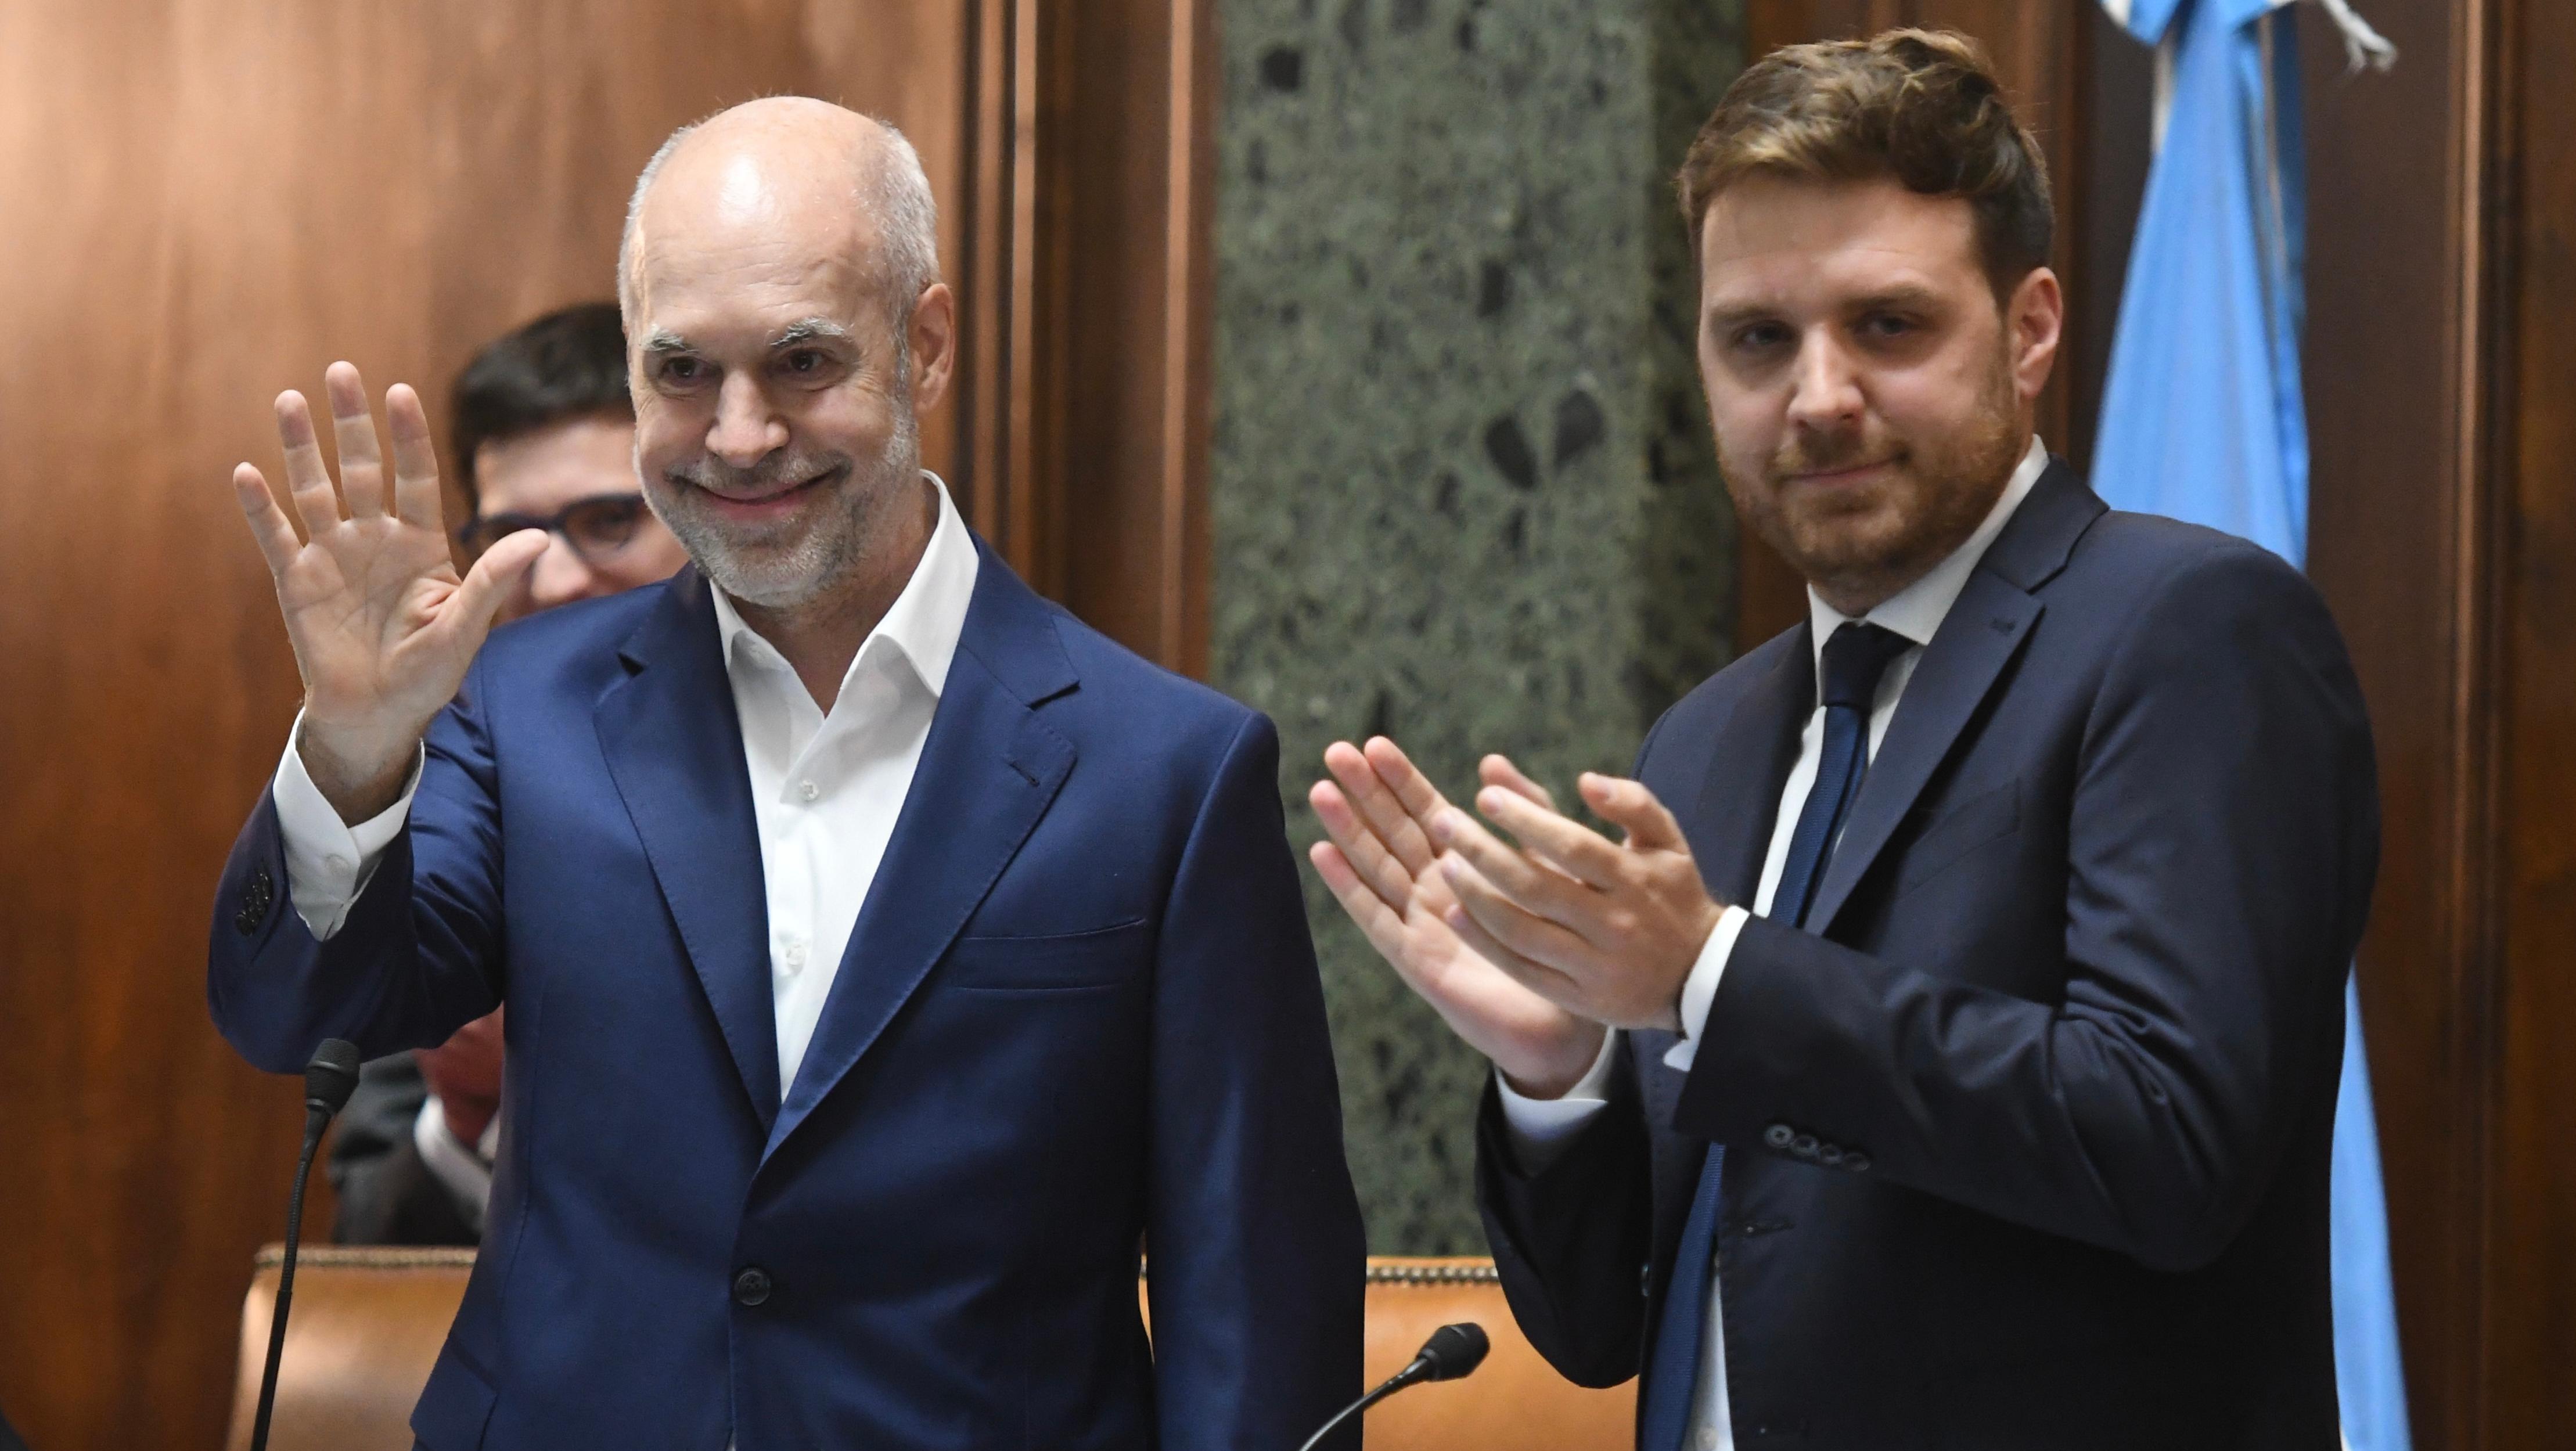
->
<box><xmin>1474</xmin><ymin>784</ymin><xmax>1624</xmax><ymax>890</ymax></box>
<box><xmin>1581</xmin><ymin>772</ymin><xmax>1689</xmax><ymax>852</ymax></box>
<box><xmin>1327</xmin><ymin>739</ymin><xmax>1442</xmax><ymax>877</ymax></box>
<box><xmin>446</xmin><ymin>528</ymin><xmax>547</xmax><ymax>640</ymax></box>
<box><xmin>384</xmin><ymin>382</ymin><xmax>447</xmax><ymax>530</ymax></box>
<box><xmin>229</xmin><ymin>462</ymin><xmax>303</xmax><ymax>576</ymax></box>
<box><xmin>1363</xmin><ymin>736</ymin><xmax>1452</xmax><ymax>837</ymax></box>
<box><xmin>1431</xmin><ymin>803</ymin><xmax>1592</xmax><ymax>920</ymax></box>
<box><xmin>1478</xmin><ymin>753</ymin><xmax>1557</xmax><ymax>811</ymax></box>
<box><xmin>1309</xmin><ymin>841</ymin><xmax>1417</xmax><ymax>970</ymax></box>
<box><xmin>1309</xmin><ymin>779</ymin><xmax>1417</xmax><ymax>912</ymax></box>
<box><xmin>273</xmin><ymin>390</ymin><xmax>345</xmax><ymax>539</ymax></box>
<box><xmin>323</xmin><ymin>362</ymin><xmax>389</xmax><ymax>520</ymax></box>
<box><xmin>1435</xmin><ymin>871</ymin><xmax>1582</xmax><ymax>1003</ymax></box>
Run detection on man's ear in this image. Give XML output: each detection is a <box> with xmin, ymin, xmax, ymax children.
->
<box><xmin>2007</xmin><ymin>267</ymin><xmax>2063</xmax><ymax>404</ymax></box>
<box><xmin>907</xmin><ymin>282</ymin><xmax>959</xmax><ymax>414</ymax></box>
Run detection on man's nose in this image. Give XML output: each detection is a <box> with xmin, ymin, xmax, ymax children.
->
<box><xmin>1785</xmin><ymin>332</ymin><xmax>1864</xmax><ymax>429</ymax></box>
<box><xmin>525</xmin><ymin>535</ymin><xmax>605</xmax><ymax>611</ymax></box>
<box><xmin>707</xmin><ymin>373</ymin><xmax>786</xmax><ymax>468</ymax></box>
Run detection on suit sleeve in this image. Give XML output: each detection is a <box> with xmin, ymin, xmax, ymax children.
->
<box><xmin>1675</xmin><ymin>542</ymin><xmax>2379</xmax><ymax>1272</ymax></box>
<box><xmin>1145</xmin><ymin>711</ymin><xmax>1367</xmax><ymax>1450</ymax></box>
<box><xmin>207</xmin><ymin>654</ymin><xmax>509</xmax><ymax>1074</ymax></box>
<box><xmin>1474</xmin><ymin>1042</ymin><xmax>1654</xmax><ymax>1387</ymax></box>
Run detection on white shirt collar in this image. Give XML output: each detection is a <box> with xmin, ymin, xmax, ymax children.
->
<box><xmin>1807</xmin><ymin>434</ymin><xmax>2050</xmax><ymax>664</ymax></box>
<box><xmin>708</xmin><ymin>470</ymin><xmax>980</xmax><ymax>701</ymax></box>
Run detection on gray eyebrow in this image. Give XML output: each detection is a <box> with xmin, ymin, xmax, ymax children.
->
<box><xmin>773</xmin><ymin>318</ymin><xmax>854</xmax><ymax>348</ymax></box>
<box><xmin>642</xmin><ymin>327</ymin><xmax>691</xmax><ymax>355</ymax></box>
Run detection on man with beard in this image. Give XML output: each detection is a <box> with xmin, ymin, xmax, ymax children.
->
<box><xmin>1308</xmin><ymin>30</ymin><xmax>2376</xmax><ymax>1450</ymax></box>
<box><xmin>209</xmin><ymin>99</ymin><xmax>1362</xmax><ymax>1449</ymax></box>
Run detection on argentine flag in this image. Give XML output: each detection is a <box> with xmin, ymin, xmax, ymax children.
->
<box><xmin>2089</xmin><ymin>2</ymin><xmax>2408</xmax><ymax>1449</ymax></box>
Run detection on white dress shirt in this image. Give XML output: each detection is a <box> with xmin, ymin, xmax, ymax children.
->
<box><xmin>1496</xmin><ymin>437</ymin><xmax>2049</xmax><ymax>1450</ymax></box>
<box><xmin>272</xmin><ymin>473</ymin><xmax>981</xmax><ymax>1160</ymax></box>
<box><xmin>412</xmin><ymin>1092</ymin><xmax>502</xmax><ymax>1233</ymax></box>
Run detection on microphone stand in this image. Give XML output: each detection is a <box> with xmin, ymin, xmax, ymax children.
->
<box><xmin>1297</xmin><ymin>1322</ymin><xmax>1490</xmax><ymax>1451</ymax></box>
<box><xmin>1297</xmin><ymin>1376</ymin><xmax>1413</xmax><ymax>1451</ymax></box>
<box><xmin>249</xmin><ymin>1039</ymin><xmax>361</xmax><ymax>1451</ymax></box>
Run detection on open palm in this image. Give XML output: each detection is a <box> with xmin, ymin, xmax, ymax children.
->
<box><xmin>229</xmin><ymin>363</ymin><xmax>546</xmax><ymax>818</ymax></box>
<box><xmin>1308</xmin><ymin>738</ymin><xmax>1608</xmax><ymax>1096</ymax></box>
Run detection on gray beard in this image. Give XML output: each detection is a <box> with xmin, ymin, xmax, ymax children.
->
<box><xmin>657</xmin><ymin>405</ymin><xmax>922</xmax><ymax>611</ymax></box>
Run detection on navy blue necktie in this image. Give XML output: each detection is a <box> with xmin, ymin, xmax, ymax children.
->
<box><xmin>1636</xmin><ymin>621</ymin><xmax>1913</xmax><ymax>1451</ymax></box>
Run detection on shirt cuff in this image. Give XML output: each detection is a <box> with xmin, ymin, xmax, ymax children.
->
<box><xmin>413</xmin><ymin>1093</ymin><xmax>495</xmax><ymax>1236</ymax></box>
<box><xmin>272</xmin><ymin>710</ymin><xmax>423</xmax><ymax>940</ymax></box>
<box><xmin>1494</xmin><ymin>1029</ymin><xmax>1621</xmax><ymax>1175</ymax></box>
<box><xmin>1661</xmin><ymin>905</ymin><xmax>1750</xmax><ymax>1075</ymax></box>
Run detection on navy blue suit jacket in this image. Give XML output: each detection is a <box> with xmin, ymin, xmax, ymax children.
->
<box><xmin>211</xmin><ymin>545</ymin><xmax>1365</xmax><ymax>1450</ymax></box>
<box><xmin>1478</xmin><ymin>463</ymin><xmax>2380</xmax><ymax>1448</ymax></box>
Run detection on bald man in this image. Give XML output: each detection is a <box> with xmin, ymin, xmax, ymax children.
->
<box><xmin>208</xmin><ymin>100</ymin><xmax>1363</xmax><ymax>1450</ymax></box>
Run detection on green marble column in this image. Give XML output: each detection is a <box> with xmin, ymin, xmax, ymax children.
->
<box><xmin>1211</xmin><ymin>0</ymin><xmax>1747</xmax><ymax>1251</ymax></box>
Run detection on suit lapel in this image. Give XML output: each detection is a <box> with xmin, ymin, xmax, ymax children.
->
<box><xmin>595</xmin><ymin>570</ymin><xmax>780</xmax><ymax>1125</ymax></box>
<box><xmin>761</xmin><ymin>545</ymin><xmax>1078</xmax><ymax>1166</ymax></box>
<box><xmin>1803</xmin><ymin>461</ymin><xmax>2106</xmax><ymax>934</ymax></box>
<box><xmin>1684</xmin><ymin>629</ymin><xmax>1814</xmax><ymax>908</ymax></box>
<box><xmin>1803</xmin><ymin>574</ymin><xmax>2039</xmax><ymax>934</ymax></box>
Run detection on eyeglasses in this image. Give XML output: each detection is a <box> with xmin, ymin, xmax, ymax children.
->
<box><xmin>457</xmin><ymin>494</ymin><xmax>655</xmax><ymax>567</ymax></box>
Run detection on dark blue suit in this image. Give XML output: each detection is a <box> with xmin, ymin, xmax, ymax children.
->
<box><xmin>210</xmin><ymin>545</ymin><xmax>1365</xmax><ymax>1449</ymax></box>
<box><xmin>1478</xmin><ymin>463</ymin><xmax>2379</xmax><ymax>1448</ymax></box>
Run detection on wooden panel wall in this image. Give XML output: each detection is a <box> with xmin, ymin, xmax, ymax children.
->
<box><xmin>2486</xmin><ymin>0</ymin><xmax>2576</xmax><ymax>1440</ymax></box>
<box><xmin>0</xmin><ymin>5</ymin><xmax>978</xmax><ymax>1446</ymax></box>
<box><xmin>2298</xmin><ymin>3</ymin><xmax>2489</xmax><ymax>1445</ymax></box>
<box><xmin>1016</xmin><ymin>0</ymin><xmax>1218</xmax><ymax>675</ymax></box>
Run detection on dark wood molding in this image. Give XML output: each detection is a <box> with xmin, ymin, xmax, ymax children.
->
<box><xmin>954</xmin><ymin>0</ymin><xmax>1214</xmax><ymax>676</ymax></box>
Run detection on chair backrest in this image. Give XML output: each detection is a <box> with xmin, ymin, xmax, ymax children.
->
<box><xmin>229</xmin><ymin>1247</ymin><xmax>1635</xmax><ymax>1449</ymax></box>
<box><xmin>225</xmin><ymin>1247</ymin><xmax>472</xmax><ymax>1451</ymax></box>
<box><xmin>1341</xmin><ymin>1256</ymin><xmax>1636</xmax><ymax>1448</ymax></box>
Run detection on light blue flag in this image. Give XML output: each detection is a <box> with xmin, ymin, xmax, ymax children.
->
<box><xmin>2090</xmin><ymin>2</ymin><xmax>2409</xmax><ymax>1449</ymax></box>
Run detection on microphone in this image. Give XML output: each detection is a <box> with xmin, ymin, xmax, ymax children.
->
<box><xmin>1297</xmin><ymin>1322</ymin><xmax>1491</xmax><ymax>1451</ymax></box>
<box><xmin>247</xmin><ymin>1039</ymin><xmax>361</xmax><ymax>1451</ymax></box>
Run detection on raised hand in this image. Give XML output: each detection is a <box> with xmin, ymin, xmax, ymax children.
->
<box><xmin>229</xmin><ymin>362</ymin><xmax>547</xmax><ymax>821</ymax></box>
<box><xmin>1308</xmin><ymin>737</ymin><xmax>1608</xmax><ymax>1098</ymax></box>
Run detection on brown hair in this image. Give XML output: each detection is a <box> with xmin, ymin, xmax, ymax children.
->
<box><xmin>1678</xmin><ymin>28</ymin><xmax>2053</xmax><ymax>296</ymax></box>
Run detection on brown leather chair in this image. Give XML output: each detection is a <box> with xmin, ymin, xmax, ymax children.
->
<box><xmin>230</xmin><ymin>1247</ymin><xmax>1633</xmax><ymax>1449</ymax></box>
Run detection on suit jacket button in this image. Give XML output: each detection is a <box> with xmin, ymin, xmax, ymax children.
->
<box><xmin>1844</xmin><ymin>1153</ymin><xmax>1872</xmax><ymax>1173</ymax></box>
<box><xmin>1816</xmin><ymin>1143</ymin><xmax>1844</xmax><ymax>1167</ymax></box>
<box><xmin>1790</xmin><ymin>1133</ymin><xmax>1819</xmax><ymax>1160</ymax></box>
<box><xmin>236</xmin><ymin>867</ymin><xmax>275</xmax><ymax>935</ymax></box>
<box><xmin>1640</xmin><ymin>1262</ymin><xmax>1653</xmax><ymax>1297</ymax></box>
<box><xmin>1763</xmin><ymin>1123</ymin><xmax>1794</xmax><ymax>1149</ymax></box>
<box><xmin>733</xmin><ymin>1267</ymin><xmax>773</xmax><ymax>1306</ymax></box>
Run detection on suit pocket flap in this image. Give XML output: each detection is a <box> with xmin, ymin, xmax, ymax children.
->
<box><xmin>944</xmin><ymin>918</ymin><xmax>1152</xmax><ymax>990</ymax></box>
<box><xmin>1893</xmin><ymin>780</ymin><xmax>2021</xmax><ymax>896</ymax></box>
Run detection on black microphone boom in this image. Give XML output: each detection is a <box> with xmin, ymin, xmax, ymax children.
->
<box><xmin>1297</xmin><ymin>1321</ymin><xmax>1491</xmax><ymax>1451</ymax></box>
<box><xmin>248</xmin><ymin>1038</ymin><xmax>362</xmax><ymax>1451</ymax></box>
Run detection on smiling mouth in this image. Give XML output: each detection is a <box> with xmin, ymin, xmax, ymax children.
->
<box><xmin>696</xmin><ymin>462</ymin><xmax>848</xmax><ymax>510</ymax></box>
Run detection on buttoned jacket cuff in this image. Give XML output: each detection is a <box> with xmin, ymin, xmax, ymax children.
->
<box><xmin>412</xmin><ymin>1093</ymin><xmax>495</xmax><ymax>1236</ymax></box>
<box><xmin>1492</xmin><ymin>1028</ymin><xmax>1622</xmax><ymax>1175</ymax></box>
<box><xmin>1661</xmin><ymin>905</ymin><xmax>1750</xmax><ymax>1075</ymax></box>
<box><xmin>272</xmin><ymin>710</ymin><xmax>422</xmax><ymax>940</ymax></box>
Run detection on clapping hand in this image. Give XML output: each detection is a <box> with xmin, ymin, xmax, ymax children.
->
<box><xmin>228</xmin><ymin>363</ymin><xmax>546</xmax><ymax>822</ymax></box>
<box><xmin>1423</xmin><ymin>762</ymin><xmax>1725</xmax><ymax>1034</ymax></box>
<box><xmin>1308</xmin><ymin>739</ymin><xmax>1609</xmax><ymax>1097</ymax></box>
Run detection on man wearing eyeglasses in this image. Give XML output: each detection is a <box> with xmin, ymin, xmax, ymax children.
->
<box><xmin>329</xmin><ymin>301</ymin><xmax>688</xmax><ymax>1245</ymax></box>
